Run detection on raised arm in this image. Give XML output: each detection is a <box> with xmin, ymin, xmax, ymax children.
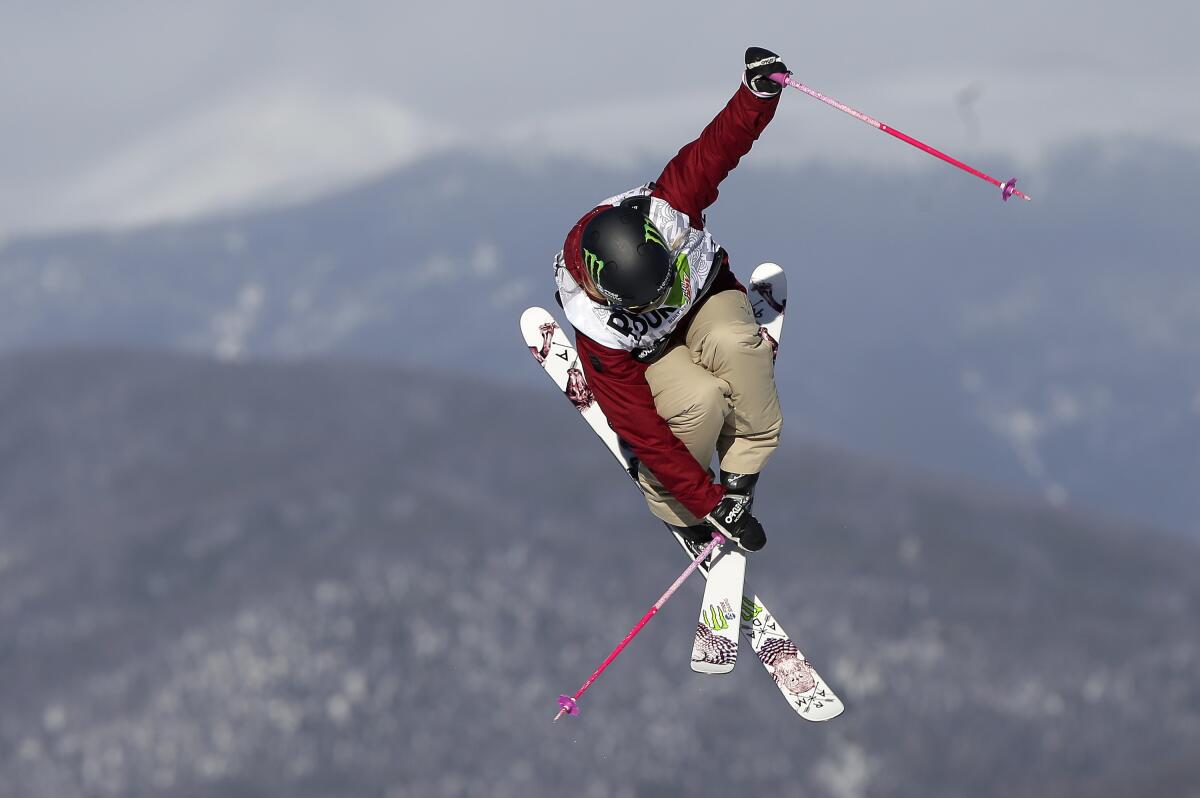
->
<box><xmin>651</xmin><ymin>47</ymin><xmax>788</xmax><ymax>223</ymax></box>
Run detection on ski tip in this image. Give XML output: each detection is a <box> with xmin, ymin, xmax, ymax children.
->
<box><xmin>750</xmin><ymin>262</ymin><xmax>785</xmax><ymax>280</ymax></box>
<box><xmin>520</xmin><ymin>306</ymin><xmax>551</xmax><ymax>327</ymax></box>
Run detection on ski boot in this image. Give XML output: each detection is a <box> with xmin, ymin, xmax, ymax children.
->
<box><xmin>719</xmin><ymin>470</ymin><xmax>759</xmax><ymax>510</ymax></box>
<box><xmin>671</xmin><ymin>471</ymin><xmax>762</xmax><ymax>561</ymax></box>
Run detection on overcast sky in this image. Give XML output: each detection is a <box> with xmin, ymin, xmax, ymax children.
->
<box><xmin>2</xmin><ymin>1</ymin><xmax>1198</xmax><ymax>237</ymax></box>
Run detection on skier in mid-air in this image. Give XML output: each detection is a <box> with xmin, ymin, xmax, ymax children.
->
<box><xmin>553</xmin><ymin>47</ymin><xmax>789</xmax><ymax>553</ymax></box>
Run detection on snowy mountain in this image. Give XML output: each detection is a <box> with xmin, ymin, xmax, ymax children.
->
<box><xmin>0</xmin><ymin>138</ymin><xmax>1197</xmax><ymax>538</ymax></box>
<box><xmin>1</xmin><ymin>350</ymin><xmax>1197</xmax><ymax>797</ymax></box>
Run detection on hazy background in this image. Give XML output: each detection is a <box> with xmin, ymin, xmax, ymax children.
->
<box><xmin>2</xmin><ymin>3</ymin><xmax>1199</xmax><ymax>796</ymax></box>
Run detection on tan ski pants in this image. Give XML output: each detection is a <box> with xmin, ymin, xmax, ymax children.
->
<box><xmin>638</xmin><ymin>289</ymin><xmax>783</xmax><ymax>526</ymax></box>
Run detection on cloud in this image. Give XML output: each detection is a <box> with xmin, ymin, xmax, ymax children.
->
<box><xmin>7</xmin><ymin>16</ymin><xmax>1200</xmax><ymax>236</ymax></box>
<box><xmin>4</xmin><ymin>1</ymin><xmax>1200</xmax><ymax>238</ymax></box>
<box><xmin>65</xmin><ymin>68</ymin><xmax>1200</xmax><ymax>237</ymax></box>
<box><xmin>43</xmin><ymin>85</ymin><xmax>459</xmax><ymax>233</ymax></box>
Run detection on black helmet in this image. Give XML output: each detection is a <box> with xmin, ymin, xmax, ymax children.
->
<box><xmin>579</xmin><ymin>198</ymin><xmax>675</xmax><ymax>312</ymax></box>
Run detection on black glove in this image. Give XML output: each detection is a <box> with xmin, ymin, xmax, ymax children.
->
<box><xmin>744</xmin><ymin>46</ymin><xmax>788</xmax><ymax>97</ymax></box>
<box><xmin>705</xmin><ymin>494</ymin><xmax>767</xmax><ymax>552</ymax></box>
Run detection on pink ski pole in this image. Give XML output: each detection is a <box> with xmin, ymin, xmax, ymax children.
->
<box><xmin>771</xmin><ymin>72</ymin><xmax>1031</xmax><ymax>202</ymax></box>
<box><xmin>554</xmin><ymin>533</ymin><xmax>725</xmax><ymax>721</ymax></box>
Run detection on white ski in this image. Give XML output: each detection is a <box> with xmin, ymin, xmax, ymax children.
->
<box><xmin>691</xmin><ymin>545</ymin><xmax>744</xmax><ymax>675</ymax></box>
<box><xmin>690</xmin><ymin>261</ymin><xmax>788</xmax><ymax>676</ymax></box>
<box><xmin>520</xmin><ymin>263</ymin><xmax>844</xmax><ymax>721</ymax></box>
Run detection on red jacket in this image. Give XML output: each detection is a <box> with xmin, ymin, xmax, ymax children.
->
<box><xmin>561</xmin><ymin>83</ymin><xmax>780</xmax><ymax>520</ymax></box>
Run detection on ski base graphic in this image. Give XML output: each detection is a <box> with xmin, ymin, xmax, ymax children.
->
<box><xmin>691</xmin><ymin>545</ymin><xmax>745</xmax><ymax>674</ymax></box>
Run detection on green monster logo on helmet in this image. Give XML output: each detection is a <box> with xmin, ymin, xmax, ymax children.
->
<box><xmin>582</xmin><ymin>247</ymin><xmax>605</xmax><ymax>285</ymax></box>
<box><xmin>643</xmin><ymin>218</ymin><xmax>667</xmax><ymax>250</ymax></box>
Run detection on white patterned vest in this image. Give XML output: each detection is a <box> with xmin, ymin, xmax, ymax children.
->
<box><xmin>554</xmin><ymin>184</ymin><xmax>724</xmax><ymax>359</ymax></box>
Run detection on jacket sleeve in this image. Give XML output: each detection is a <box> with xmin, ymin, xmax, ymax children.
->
<box><xmin>651</xmin><ymin>83</ymin><xmax>780</xmax><ymax>224</ymax></box>
<box><xmin>575</xmin><ymin>332</ymin><xmax>725</xmax><ymax>520</ymax></box>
